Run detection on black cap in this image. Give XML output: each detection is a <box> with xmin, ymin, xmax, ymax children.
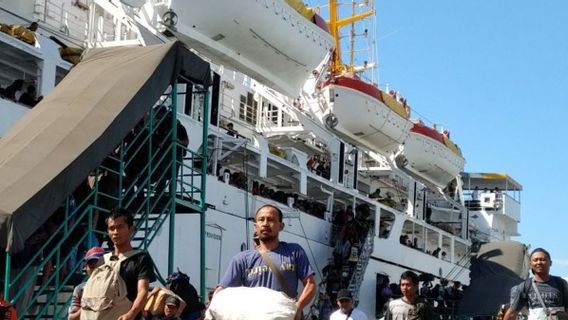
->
<box><xmin>337</xmin><ymin>289</ymin><xmax>353</xmax><ymax>300</ymax></box>
<box><xmin>165</xmin><ymin>296</ymin><xmax>180</xmax><ymax>308</ymax></box>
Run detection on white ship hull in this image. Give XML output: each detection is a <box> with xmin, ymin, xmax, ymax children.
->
<box><xmin>166</xmin><ymin>0</ymin><xmax>334</xmax><ymax>96</ymax></box>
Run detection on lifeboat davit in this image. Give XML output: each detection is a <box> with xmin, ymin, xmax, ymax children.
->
<box><xmin>396</xmin><ymin>122</ymin><xmax>465</xmax><ymax>188</ymax></box>
<box><xmin>164</xmin><ymin>0</ymin><xmax>334</xmax><ymax>97</ymax></box>
<box><xmin>321</xmin><ymin>75</ymin><xmax>413</xmax><ymax>156</ymax></box>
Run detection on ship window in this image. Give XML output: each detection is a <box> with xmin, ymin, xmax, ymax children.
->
<box><xmin>378</xmin><ymin>209</ymin><xmax>394</xmax><ymax>239</ymax></box>
<box><xmin>266</xmin><ymin>103</ymin><xmax>279</xmax><ymax>125</ymax></box>
<box><xmin>425</xmin><ymin>227</ymin><xmax>439</xmax><ymax>255</ymax></box>
<box><xmin>239</xmin><ymin>92</ymin><xmax>258</xmax><ymax>125</ymax></box>
<box><xmin>402</xmin><ymin>220</ymin><xmax>424</xmax><ymax>251</ymax></box>
<box><xmin>56</xmin><ymin>66</ymin><xmax>69</xmax><ymax>86</ymax></box>
<box><xmin>455</xmin><ymin>240</ymin><xmax>467</xmax><ymax>264</ymax></box>
<box><xmin>441</xmin><ymin>235</ymin><xmax>451</xmax><ymax>262</ymax></box>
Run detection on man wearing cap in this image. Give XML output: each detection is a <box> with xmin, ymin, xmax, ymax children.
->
<box><xmin>68</xmin><ymin>247</ymin><xmax>105</xmax><ymax>320</ymax></box>
<box><xmin>329</xmin><ymin>289</ymin><xmax>368</xmax><ymax>320</ymax></box>
<box><xmin>215</xmin><ymin>204</ymin><xmax>316</xmax><ymax>320</ymax></box>
<box><xmin>385</xmin><ymin>271</ymin><xmax>432</xmax><ymax>320</ymax></box>
<box><xmin>504</xmin><ymin>248</ymin><xmax>568</xmax><ymax>320</ymax></box>
<box><xmin>154</xmin><ymin>296</ymin><xmax>182</xmax><ymax>320</ymax></box>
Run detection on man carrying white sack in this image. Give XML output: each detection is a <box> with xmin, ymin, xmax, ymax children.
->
<box><xmin>210</xmin><ymin>204</ymin><xmax>317</xmax><ymax>320</ymax></box>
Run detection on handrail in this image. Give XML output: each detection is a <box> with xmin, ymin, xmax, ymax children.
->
<box><xmin>347</xmin><ymin>226</ymin><xmax>375</xmax><ymax>303</ymax></box>
<box><xmin>5</xmin><ymin>81</ymin><xmax>208</xmax><ymax>319</ymax></box>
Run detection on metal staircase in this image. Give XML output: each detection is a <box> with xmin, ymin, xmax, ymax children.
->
<box><xmin>307</xmin><ymin>225</ymin><xmax>375</xmax><ymax>320</ymax></box>
<box><xmin>347</xmin><ymin>227</ymin><xmax>375</xmax><ymax>304</ymax></box>
<box><xmin>3</xmin><ymin>80</ymin><xmax>209</xmax><ymax>320</ymax></box>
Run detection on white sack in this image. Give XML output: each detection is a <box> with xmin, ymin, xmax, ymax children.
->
<box><xmin>205</xmin><ymin>287</ymin><xmax>296</xmax><ymax>320</ymax></box>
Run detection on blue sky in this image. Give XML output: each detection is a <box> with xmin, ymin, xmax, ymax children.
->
<box><xmin>376</xmin><ymin>1</ymin><xmax>568</xmax><ymax>277</ymax></box>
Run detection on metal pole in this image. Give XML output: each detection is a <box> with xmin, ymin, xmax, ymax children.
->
<box><xmin>145</xmin><ymin>108</ymin><xmax>154</xmax><ymax>250</ymax></box>
<box><xmin>118</xmin><ymin>141</ymin><xmax>124</xmax><ymax>207</ymax></box>
<box><xmin>168</xmin><ymin>82</ymin><xmax>178</xmax><ymax>275</ymax></box>
<box><xmin>3</xmin><ymin>252</ymin><xmax>10</xmax><ymax>300</ymax></box>
<box><xmin>200</xmin><ymin>89</ymin><xmax>210</xmax><ymax>300</ymax></box>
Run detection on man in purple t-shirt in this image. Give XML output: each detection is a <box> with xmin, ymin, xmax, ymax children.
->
<box><xmin>216</xmin><ymin>204</ymin><xmax>316</xmax><ymax>320</ymax></box>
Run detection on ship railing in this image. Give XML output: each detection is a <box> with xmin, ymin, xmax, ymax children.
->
<box><xmin>347</xmin><ymin>226</ymin><xmax>375</xmax><ymax>303</ymax></box>
<box><xmin>33</xmin><ymin>0</ymin><xmax>88</xmax><ymax>42</ymax></box>
<box><xmin>175</xmin><ymin>145</ymin><xmax>206</xmax><ymax>212</ymax></box>
<box><xmin>256</xmin><ymin>85</ymin><xmax>304</xmax><ymax>130</ymax></box>
<box><xmin>86</xmin><ymin>0</ymin><xmax>145</xmax><ymax>47</ymax></box>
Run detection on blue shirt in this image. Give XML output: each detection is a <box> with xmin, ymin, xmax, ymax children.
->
<box><xmin>219</xmin><ymin>242</ymin><xmax>315</xmax><ymax>298</ymax></box>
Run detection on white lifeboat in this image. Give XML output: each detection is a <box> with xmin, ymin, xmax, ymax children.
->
<box><xmin>396</xmin><ymin>122</ymin><xmax>465</xmax><ymax>188</ymax></box>
<box><xmin>321</xmin><ymin>75</ymin><xmax>413</xmax><ymax>156</ymax></box>
<box><xmin>164</xmin><ymin>0</ymin><xmax>334</xmax><ymax>97</ymax></box>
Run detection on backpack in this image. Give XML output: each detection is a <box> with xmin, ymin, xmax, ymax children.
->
<box><xmin>166</xmin><ymin>271</ymin><xmax>201</xmax><ymax>316</ymax></box>
<box><xmin>0</xmin><ymin>299</ymin><xmax>17</xmax><ymax>320</ymax></box>
<box><xmin>80</xmin><ymin>250</ymin><xmax>140</xmax><ymax>320</ymax></box>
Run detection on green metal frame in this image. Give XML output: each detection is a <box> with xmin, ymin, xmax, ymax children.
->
<box><xmin>3</xmin><ymin>78</ymin><xmax>209</xmax><ymax>319</ymax></box>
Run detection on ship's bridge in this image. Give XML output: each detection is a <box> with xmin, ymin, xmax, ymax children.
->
<box><xmin>462</xmin><ymin>172</ymin><xmax>522</xmax><ymax>240</ymax></box>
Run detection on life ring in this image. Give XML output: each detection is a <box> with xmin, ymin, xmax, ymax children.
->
<box><xmin>162</xmin><ymin>9</ymin><xmax>178</xmax><ymax>28</ymax></box>
<box><xmin>394</xmin><ymin>154</ymin><xmax>408</xmax><ymax>168</ymax></box>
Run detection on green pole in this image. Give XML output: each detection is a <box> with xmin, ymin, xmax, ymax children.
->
<box><xmin>168</xmin><ymin>81</ymin><xmax>178</xmax><ymax>275</ymax></box>
<box><xmin>3</xmin><ymin>252</ymin><xmax>10</xmax><ymax>300</ymax></box>
<box><xmin>200</xmin><ymin>89</ymin><xmax>210</xmax><ymax>300</ymax></box>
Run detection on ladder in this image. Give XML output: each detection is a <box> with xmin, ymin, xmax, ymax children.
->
<box><xmin>347</xmin><ymin>227</ymin><xmax>375</xmax><ymax>304</ymax></box>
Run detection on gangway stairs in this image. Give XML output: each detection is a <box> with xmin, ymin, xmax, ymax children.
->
<box><xmin>347</xmin><ymin>228</ymin><xmax>375</xmax><ymax>305</ymax></box>
<box><xmin>0</xmin><ymin>42</ymin><xmax>212</xmax><ymax>319</ymax></box>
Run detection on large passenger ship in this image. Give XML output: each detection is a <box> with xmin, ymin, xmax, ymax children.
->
<box><xmin>0</xmin><ymin>0</ymin><xmax>522</xmax><ymax>319</ymax></box>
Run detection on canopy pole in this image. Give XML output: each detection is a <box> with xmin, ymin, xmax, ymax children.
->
<box><xmin>168</xmin><ymin>81</ymin><xmax>178</xmax><ymax>275</ymax></box>
<box><xmin>200</xmin><ymin>89</ymin><xmax>210</xmax><ymax>300</ymax></box>
<box><xmin>3</xmin><ymin>252</ymin><xmax>10</xmax><ymax>300</ymax></box>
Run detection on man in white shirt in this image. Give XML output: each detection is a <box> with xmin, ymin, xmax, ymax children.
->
<box><xmin>385</xmin><ymin>271</ymin><xmax>433</xmax><ymax>320</ymax></box>
<box><xmin>329</xmin><ymin>289</ymin><xmax>368</xmax><ymax>320</ymax></box>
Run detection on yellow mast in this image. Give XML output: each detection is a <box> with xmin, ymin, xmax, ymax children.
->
<box><xmin>328</xmin><ymin>0</ymin><xmax>374</xmax><ymax>75</ymax></box>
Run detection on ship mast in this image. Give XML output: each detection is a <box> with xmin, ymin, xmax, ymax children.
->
<box><xmin>349</xmin><ymin>1</ymin><xmax>356</xmax><ymax>67</ymax></box>
<box><xmin>328</xmin><ymin>0</ymin><xmax>374</xmax><ymax>75</ymax></box>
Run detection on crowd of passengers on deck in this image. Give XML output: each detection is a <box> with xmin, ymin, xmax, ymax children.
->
<box><xmin>217</xmin><ymin>167</ymin><xmax>328</xmax><ymax>219</ymax></box>
<box><xmin>0</xmin><ymin>22</ymin><xmax>44</xmax><ymax>108</ymax></box>
<box><xmin>0</xmin><ymin>79</ymin><xmax>42</xmax><ymax>107</ymax></box>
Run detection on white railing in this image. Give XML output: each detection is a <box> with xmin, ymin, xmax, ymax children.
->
<box><xmin>85</xmin><ymin>0</ymin><xmax>144</xmax><ymax>47</ymax></box>
<box><xmin>501</xmin><ymin>193</ymin><xmax>520</xmax><ymax>222</ymax></box>
<box><xmin>34</xmin><ymin>0</ymin><xmax>89</xmax><ymax>42</ymax></box>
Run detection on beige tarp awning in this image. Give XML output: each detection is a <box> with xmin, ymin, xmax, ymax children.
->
<box><xmin>0</xmin><ymin>41</ymin><xmax>211</xmax><ymax>253</ymax></box>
